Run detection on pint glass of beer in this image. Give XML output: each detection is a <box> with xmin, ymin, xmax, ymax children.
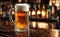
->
<box><xmin>15</xmin><ymin>4</ymin><xmax>29</xmax><ymax>32</ymax></box>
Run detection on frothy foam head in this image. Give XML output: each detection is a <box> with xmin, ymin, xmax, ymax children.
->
<box><xmin>15</xmin><ymin>3</ymin><xmax>29</xmax><ymax>12</ymax></box>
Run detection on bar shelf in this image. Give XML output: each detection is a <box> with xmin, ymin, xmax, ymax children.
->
<box><xmin>29</xmin><ymin>17</ymin><xmax>57</xmax><ymax>23</ymax></box>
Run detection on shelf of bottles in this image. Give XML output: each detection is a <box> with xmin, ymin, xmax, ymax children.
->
<box><xmin>28</xmin><ymin>0</ymin><xmax>60</xmax><ymax>37</ymax></box>
<box><xmin>0</xmin><ymin>1</ymin><xmax>14</xmax><ymax>16</ymax></box>
<box><xmin>27</xmin><ymin>0</ymin><xmax>59</xmax><ymax>29</ymax></box>
<box><xmin>0</xmin><ymin>1</ymin><xmax>15</xmax><ymax>34</ymax></box>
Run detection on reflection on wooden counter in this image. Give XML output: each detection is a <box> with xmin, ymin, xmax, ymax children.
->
<box><xmin>15</xmin><ymin>31</ymin><xmax>28</xmax><ymax>37</ymax></box>
<box><xmin>30</xmin><ymin>29</ymin><xmax>60</xmax><ymax>37</ymax></box>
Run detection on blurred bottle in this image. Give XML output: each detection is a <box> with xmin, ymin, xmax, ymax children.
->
<box><xmin>2</xmin><ymin>2</ymin><xmax>6</xmax><ymax>17</ymax></box>
<box><xmin>28</xmin><ymin>4</ymin><xmax>31</xmax><ymax>18</ymax></box>
<box><xmin>31</xmin><ymin>9</ymin><xmax>36</xmax><ymax>18</ymax></box>
<box><xmin>46</xmin><ymin>5</ymin><xmax>51</xmax><ymax>19</ymax></box>
<box><xmin>0</xmin><ymin>2</ymin><xmax>2</xmax><ymax>16</ymax></box>
<box><xmin>0</xmin><ymin>7</ymin><xmax>2</xmax><ymax>16</ymax></box>
<box><xmin>51</xmin><ymin>6</ymin><xmax>55</xmax><ymax>20</ymax></box>
<box><xmin>41</xmin><ymin>4</ymin><xmax>46</xmax><ymax>19</ymax></box>
<box><xmin>31</xmin><ymin>1</ymin><xmax>37</xmax><ymax>18</ymax></box>
<box><xmin>37</xmin><ymin>4</ymin><xmax>41</xmax><ymax>18</ymax></box>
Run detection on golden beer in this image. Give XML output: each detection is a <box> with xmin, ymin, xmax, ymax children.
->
<box><xmin>15</xmin><ymin>4</ymin><xmax>29</xmax><ymax>31</ymax></box>
<box><xmin>15</xmin><ymin>12</ymin><xmax>27</xmax><ymax>29</ymax></box>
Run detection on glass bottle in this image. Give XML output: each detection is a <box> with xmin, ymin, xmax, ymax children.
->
<box><xmin>46</xmin><ymin>5</ymin><xmax>51</xmax><ymax>19</ymax></box>
<box><xmin>51</xmin><ymin>6</ymin><xmax>55</xmax><ymax>20</ymax></box>
<box><xmin>37</xmin><ymin>4</ymin><xmax>41</xmax><ymax>18</ymax></box>
<box><xmin>41</xmin><ymin>4</ymin><xmax>46</xmax><ymax>19</ymax></box>
<box><xmin>31</xmin><ymin>1</ymin><xmax>36</xmax><ymax>18</ymax></box>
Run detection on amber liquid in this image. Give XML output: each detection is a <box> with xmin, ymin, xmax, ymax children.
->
<box><xmin>15</xmin><ymin>11</ymin><xmax>28</xmax><ymax>30</ymax></box>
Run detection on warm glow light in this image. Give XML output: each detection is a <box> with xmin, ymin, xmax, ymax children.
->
<box><xmin>32</xmin><ymin>21</ymin><xmax>36</xmax><ymax>28</ymax></box>
<box><xmin>51</xmin><ymin>29</ymin><xmax>59</xmax><ymax>37</ymax></box>
<box><xmin>42</xmin><ymin>11</ymin><xmax>45</xmax><ymax>16</ymax></box>
<box><xmin>37</xmin><ymin>22</ymin><xmax>48</xmax><ymax>29</ymax></box>
<box><xmin>12</xmin><ymin>11</ymin><xmax>15</xmax><ymax>15</ymax></box>
<box><xmin>55</xmin><ymin>0</ymin><xmax>59</xmax><ymax>7</ymax></box>
<box><xmin>55</xmin><ymin>3</ymin><xmax>59</xmax><ymax>7</ymax></box>
<box><xmin>0</xmin><ymin>9</ymin><xmax>2</xmax><ymax>15</ymax></box>
<box><xmin>49</xmin><ymin>1</ymin><xmax>52</xmax><ymax>6</ymax></box>
<box><xmin>37</xmin><ymin>10</ymin><xmax>41</xmax><ymax>14</ymax></box>
<box><xmin>18</xmin><ymin>0</ymin><xmax>21</xmax><ymax>2</ymax></box>
<box><xmin>32</xmin><ymin>10</ymin><xmax>36</xmax><ymax>15</ymax></box>
<box><xmin>0</xmin><ymin>11</ymin><xmax>2</xmax><ymax>15</ymax></box>
<box><xmin>52</xmin><ymin>1</ymin><xmax>56</xmax><ymax>4</ymax></box>
<box><xmin>41</xmin><ymin>11</ymin><xmax>46</xmax><ymax>18</ymax></box>
<box><xmin>41</xmin><ymin>5</ymin><xmax>46</xmax><ymax>19</ymax></box>
<box><xmin>54</xmin><ymin>30</ymin><xmax>59</xmax><ymax>37</ymax></box>
<box><xmin>46</xmin><ymin>11</ymin><xmax>48</xmax><ymax>19</ymax></box>
<box><xmin>29</xmin><ymin>11</ymin><xmax>31</xmax><ymax>16</ymax></box>
<box><xmin>51</xmin><ymin>6</ymin><xmax>55</xmax><ymax>16</ymax></box>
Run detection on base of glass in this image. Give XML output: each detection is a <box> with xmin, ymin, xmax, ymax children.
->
<box><xmin>15</xmin><ymin>28</ymin><xmax>28</xmax><ymax>32</ymax></box>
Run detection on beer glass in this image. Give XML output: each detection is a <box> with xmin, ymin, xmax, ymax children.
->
<box><xmin>9</xmin><ymin>3</ymin><xmax>29</xmax><ymax>37</ymax></box>
<box><xmin>15</xmin><ymin>3</ymin><xmax>29</xmax><ymax>32</ymax></box>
